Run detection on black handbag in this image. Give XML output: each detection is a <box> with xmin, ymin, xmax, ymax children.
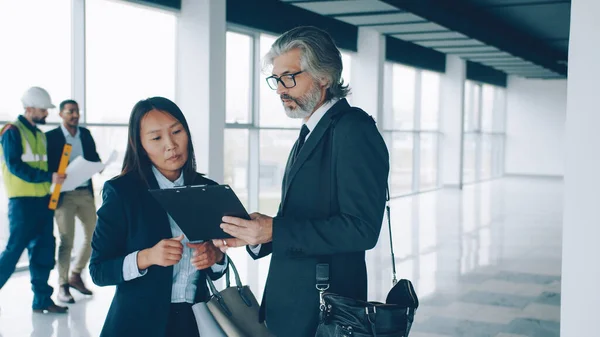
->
<box><xmin>314</xmin><ymin>188</ymin><xmax>419</xmax><ymax>337</ymax></box>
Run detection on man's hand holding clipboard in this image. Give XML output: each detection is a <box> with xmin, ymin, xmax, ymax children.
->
<box><xmin>214</xmin><ymin>213</ymin><xmax>274</xmax><ymax>252</ymax></box>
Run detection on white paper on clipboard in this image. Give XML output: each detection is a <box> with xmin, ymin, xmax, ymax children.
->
<box><xmin>56</xmin><ymin>150</ymin><xmax>118</xmax><ymax>193</ymax></box>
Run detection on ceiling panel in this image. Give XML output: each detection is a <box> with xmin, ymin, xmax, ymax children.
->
<box><xmin>468</xmin><ymin>56</ymin><xmax>523</xmax><ymax>62</ymax></box>
<box><xmin>458</xmin><ymin>51</ymin><xmax>514</xmax><ymax>58</ymax></box>
<box><xmin>482</xmin><ymin>59</ymin><xmax>532</xmax><ymax>65</ymax></box>
<box><xmin>374</xmin><ymin>22</ymin><xmax>447</xmax><ymax>34</ymax></box>
<box><xmin>496</xmin><ymin>66</ymin><xmax>547</xmax><ymax>72</ymax></box>
<box><xmin>391</xmin><ymin>31</ymin><xmax>468</xmax><ymax>41</ymax></box>
<box><xmin>528</xmin><ymin>74</ymin><xmax>565</xmax><ymax>79</ymax></box>
<box><xmin>502</xmin><ymin>67</ymin><xmax>551</xmax><ymax>72</ymax></box>
<box><xmin>336</xmin><ymin>12</ymin><xmax>425</xmax><ymax>25</ymax></box>
<box><xmin>417</xmin><ymin>39</ymin><xmax>484</xmax><ymax>48</ymax></box>
<box><xmin>294</xmin><ymin>0</ymin><xmax>397</xmax><ymax>15</ymax></box>
<box><xmin>493</xmin><ymin>63</ymin><xmax>541</xmax><ymax>68</ymax></box>
<box><xmin>437</xmin><ymin>45</ymin><xmax>499</xmax><ymax>53</ymax></box>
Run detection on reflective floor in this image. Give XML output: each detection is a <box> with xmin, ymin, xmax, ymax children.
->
<box><xmin>0</xmin><ymin>177</ymin><xmax>562</xmax><ymax>337</ymax></box>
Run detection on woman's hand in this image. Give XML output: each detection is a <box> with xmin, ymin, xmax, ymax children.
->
<box><xmin>187</xmin><ymin>241</ymin><xmax>224</xmax><ymax>270</ymax></box>
<box><xmin>138</xmin><ymin>234</ymin><xmax>184</xmax><ymax>269</ymax></box>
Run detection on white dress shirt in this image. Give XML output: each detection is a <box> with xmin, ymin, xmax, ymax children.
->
<box><xmin>250</xmin><ymin>98</ymin><xmax>340</xmax><ymax>255</ymax></box>
<box><xmin>60</xmin><ymin>124</ymin><xmax>88</xmax><ymax>188</ymax></box>
<box><xmin>122</xmin><ymin>167</ymin><xmax>227</xmax><ymax>304</ymax></box>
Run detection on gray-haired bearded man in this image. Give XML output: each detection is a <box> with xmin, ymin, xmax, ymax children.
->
<box><xmin>216</xmin><ymin>26</ymin><xmax>390</xmax><ymax>336</ymax></box>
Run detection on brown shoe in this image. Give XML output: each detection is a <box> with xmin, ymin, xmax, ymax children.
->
<box><xmin>57</xmin><ymin>284</ymin><xmax>75</xmax><ymax>304</ymax></box>
<box><xmin>68</xmin><ymin>273</ymin><xmax>93</xmax><ymax>295</ymax></box>
<box><xmin>33</xmin><ymin>303</ymin><xmax>68</xmax><ymax>314</ymax></box>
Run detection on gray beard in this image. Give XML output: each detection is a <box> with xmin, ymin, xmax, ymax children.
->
<box><xmin>282</xmin><ymin>84</ymin><xmax>323</xmax><ymax>119</ymax></box>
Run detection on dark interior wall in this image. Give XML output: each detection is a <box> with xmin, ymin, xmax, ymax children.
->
<box><xmin>226</xmin><ymin>0</ymin><xmax>358</xmax><ymax>52</ymax></box>
<box><xmin>466</xmin><ymin>61</ymin><xmax>508</xmax><ymax>87</ymax></box>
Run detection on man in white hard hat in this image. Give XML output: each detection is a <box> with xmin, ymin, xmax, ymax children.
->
<box><xmin>0</xmin><ymin>87</ymin><xmax>68</xmax><ymax>314</ymax></box>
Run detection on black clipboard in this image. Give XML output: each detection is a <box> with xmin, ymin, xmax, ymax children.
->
<box><xmin>148</xmin><ymin>184</ymin><xmax>250</xmax><ymax>241</ymax></box>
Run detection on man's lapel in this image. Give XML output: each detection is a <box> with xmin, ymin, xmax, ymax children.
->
<box><xmin>57</xmin><ymin>127</ymin><xmax>67</xmax><ymax>148</ymax></box>
<box><xmin>280</xmin><ymin>99</ymin><xmax>349</xmax><ymax>208</ymax></box>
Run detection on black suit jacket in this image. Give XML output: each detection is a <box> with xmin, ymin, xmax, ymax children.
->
<box><xmin>90</xmin><ymin>171</ymin><xmax>225</xmax><ymax>337</ymax></box>
<box><xmin>46</xmin><ymin>126</ymin><xmax>101</xmax><ymax>195</ymax></box>
<box><xmin>247</xmin><ymin>99</ymin><xmax>390</xmax><ymax>337</ymax></box>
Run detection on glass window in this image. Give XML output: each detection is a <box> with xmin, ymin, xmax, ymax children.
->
<box><xmin>0</xmin><ymin>0</ymin><xmax>71</xmax><ymax>123</ymax></box>
<box><xmin>87</xmin><ymin>126</ymin><xmax>129</xmax><ymax>203</ymax></box>
<box><xmin>492</xmin><ymin>135</ymin><xmax>504</xmax><ymax>177</ymax></box>
<box><xmin>492</xmin><ymin>87</ymin><xmax>507</xmax><ymax>133</ymax></box>
<box><xmin>224</xmin><ymin>129</ymin><xmax>250</xmax><ymax>209</ymax></box>
<box><xmin>464</xmin><ymin>81</ymin><xmax>472</xmax><ymax>131</ymax></box>
<box><xmin>258</xmin><ymin>130</ymin><xmax>297</xmax><ymax>215</ymax></box>
<box><xmin>481</xmin><ymin>84</ymin><xmax>494</xmax><ymax>132</ymax></box>
<box><xmin>389</xmin><ymin>133</ymin><xmax>414</xmax><ymax>195</ymax></box>
<box><xmin>390</xmin><ymin>64</ymin><xmax>416</xmax><ymax>130</ymax></box>
<box><xmin>0</xmin><ymin>0</ymin><xmax>72</xmax><ymax>266</ymax></box>
<box><xmin>385</xmin><ymin>63</ymin><xmax>442</xmax><ymax>195</ymax></box>
<box><xmin>226</xmin><ymin>32</ymin><xmax>252</xmax><ymax>124</ymax></box>
<box><xmin>464</xmin><ymin>81</ymin><xmax>481</xmax><ymax>132</ymax></box>
<box><xmin>463</xmin><ymin>134</ymin><xmax>477</xmax><ymax>183</ymax></box>
<box><xmin>86</xmin><ymin>0</ymin><xmax>176</xmax><ymax>123</ymax></box>
<box><xmin>480</xmin><ymin>134</ymin><xmax>493</xmax><ymax>180</ymax></box>
<box><xmin>472</xmin><ymin>84</ymin><xmax>481</xmax><ymax>130</ymax></box>
<box><xmin>420</xmin><ymin>134</ymin><xmax>438</xmax><ymax>190</ymax></box>
<box><xmin>420</xmin><ymin>71</ymin><xmax>440</xmax><ymax>130</ymax></box>
<box><xmin>462</xmin><ymin>81</ymin><xmax>505</xmax><ymax>184</ymax></box>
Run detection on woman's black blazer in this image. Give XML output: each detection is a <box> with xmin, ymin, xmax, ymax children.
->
<box><xmin>90</xmin><ymin>171</ymin><xmax>224</xmax><ymax>337</ymax></box>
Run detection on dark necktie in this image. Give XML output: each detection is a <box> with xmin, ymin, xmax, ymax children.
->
<box><xmin>293</xmin><ymin>125</ymin><xmax>310</xmax><ymax>161</ymax></box>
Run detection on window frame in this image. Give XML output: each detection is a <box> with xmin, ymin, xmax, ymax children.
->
<box><xmin>384</xmin><ymin>62</ymin><xmax>444</xmax><ymax>198</ymax></box>
<box><xmin>462</xmin><ymin>81</ymin><xmax>506</xmax><ymax>185</ymax></box>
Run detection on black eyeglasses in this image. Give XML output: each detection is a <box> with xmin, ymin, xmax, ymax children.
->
<box><xmin>265</xmin><ymin>71</ymin><xmax>304</xmax><ymax>90</ymax></box>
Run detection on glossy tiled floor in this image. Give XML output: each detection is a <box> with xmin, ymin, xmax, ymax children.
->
<box><xmin>0</xmin><ymin>177</ymin><xmax>563</xmax><ymax>337</ymax></box>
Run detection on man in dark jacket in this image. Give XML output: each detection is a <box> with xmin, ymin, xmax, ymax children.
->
<box><xmin>46</xmin><ymin>99</ymin><xmax>101</xmax><ymax>303</ymax></box>
<box><xmin>216</xmin><ymin>26</ymin><xmax>390</xmax><ymax>336</ymax></box>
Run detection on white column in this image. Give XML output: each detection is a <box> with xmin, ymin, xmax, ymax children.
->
<box><xmin>176</xmin><ymin>0</ymin><xmax>226</xmax><ymax>183</ymax></box>
<box><xmin>561</xmin><ymin>0</ymin><xmax>600</xmax><ymax>335</ymax></box>
<box><xmin>351</xmin><ymin>27</ymin><xmax>387</xmax><ymax>300</ymax></box>
<box><xmin>350</xmin><ymin>27</ymin><xmax>385</xmax><ymax>131</ymax></box>
<box><xmin>72</xmin><ymin>0</ymin><xmax>86</xmax><ymax>120</ymax></box>
<box><xmin>436</xmin><ymin>55</ymin><xmax>466</xmax><ymax>289</ymax></box>
<box><xmin>440</xmin><ymin>55</ymin><xmax>466</xmax><ymax>188</ymax></box>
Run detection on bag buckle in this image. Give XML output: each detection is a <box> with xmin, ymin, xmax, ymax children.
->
<box><xmin>365</xmin><ymin>306</ymin><xmax>377</xmax><ymax>323</ymax></box>
<box><xmin>316</xmin><ymin>283</ymin><xmax>330</xmax><ymax>311</ymax></box>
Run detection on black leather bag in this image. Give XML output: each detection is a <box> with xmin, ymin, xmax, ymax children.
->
<box><xmin>315</xmin><ymin>281</ymin><xmax>418</xmax><ymax>337</ymax></box>
<box><xmin>314</xmin><ymin>189</ymin><xmax>419</xmax><ymax>337</ymax></box>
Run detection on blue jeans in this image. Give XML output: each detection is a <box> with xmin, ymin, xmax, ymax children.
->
<box><xmin>0</xmin><ymin>196</ymin><xmax>56</xmax><ymax>309</ymax></box>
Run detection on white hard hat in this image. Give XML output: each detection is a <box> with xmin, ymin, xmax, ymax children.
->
<box><xmin>21</xmin><ymin>87</ymin><xmax>55</xmax><ymax>109</ymax></box>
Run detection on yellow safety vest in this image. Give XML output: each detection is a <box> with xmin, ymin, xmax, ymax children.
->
<box><xmin>0</xmin><ymin>119</ymin><xmax>51</xmax><ymax>198</ymax></box>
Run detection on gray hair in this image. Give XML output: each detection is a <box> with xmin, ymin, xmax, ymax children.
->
<box><xmin>264</xmin><ymin>26</ymin><xmax>350</xmax><ymax>101</ymax></box>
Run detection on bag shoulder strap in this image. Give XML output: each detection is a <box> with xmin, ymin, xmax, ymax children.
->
<box><xmin>316</xmin><ymin>108</ymin><xmax>397</xmax><ymax>300</ymax></box>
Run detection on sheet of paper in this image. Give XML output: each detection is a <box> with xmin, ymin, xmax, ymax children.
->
<box><xmin>56</xmin><ymin>150</ymin><xmax>118</xmax><ymax>193</ymax></box>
